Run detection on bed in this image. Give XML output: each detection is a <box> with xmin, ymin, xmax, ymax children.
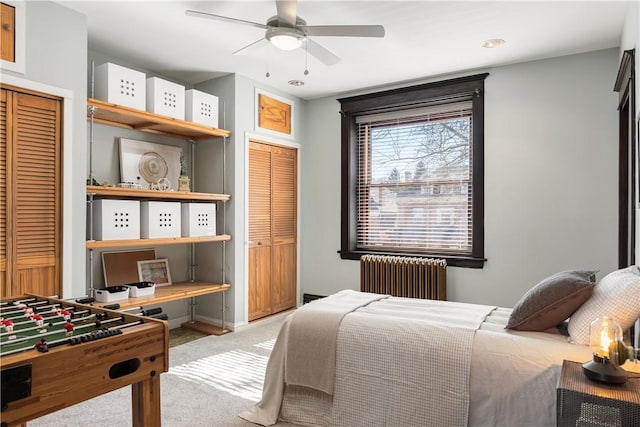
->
<box><xmin>240</xmin><ymin>266</ymin><xmax>640</xmax><ymax>427</ymax></box>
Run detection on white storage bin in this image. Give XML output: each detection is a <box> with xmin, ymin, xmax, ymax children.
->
<box><xmin>141</xmin><ymin>201</ymin><xmax>181</xmax><ymax>238</ymax></box>
<box><xmin>95</xmin><ymin>286</ymin><xmax>130</xmax><ymax>303</ymax></box>
<box><xmin>93</xmin><ymin>199</ymin><xmax>140</xmax><ymax>241</ymax></box>
<box><xmin>181</xmin><ymin>203</ymin><xmax>216</xmax><ymax>237</ymax></box>
<box><xmin>94</xmin><ymin>63</ymin><xmax>146</xmax><ymax>110</ymax></box>
<box><xmin>126</xmin><ymin>282</ymin><xmax>156</xmax><ymax>297</ymax></box>
<box><xmin>185</xmin><ymin>89</ymin><xmax>219</xmax><ymax>128</ymax></box>
<box><xmin>146</xmin><ymin>77</ymin><xmax>185</xmax><ymax>120</ymax></box>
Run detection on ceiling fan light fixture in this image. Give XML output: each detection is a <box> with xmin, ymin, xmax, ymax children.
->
<box><xmin>267</xmin><ymin>28</ymin><xmax>305</xmax><ymax>50</ymax></box>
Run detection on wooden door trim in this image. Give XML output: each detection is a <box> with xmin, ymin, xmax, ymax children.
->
<box><xmin>245</xmin><ymin>132</ymin><xmax>301</xmax><ymax>323</ymax></box>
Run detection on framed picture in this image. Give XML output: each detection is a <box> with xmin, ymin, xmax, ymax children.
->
<box><xmin>137</xmin><ymin>258</ymin><xmax>172</xmax><ymax>286</ymax></box>
<box><xmin>255</xmin><ymin>89</ymin><xmax>294</xmax><ymax>138</ymax></box>
<box><xmin>119</xmin><ymin>138</ymin><xmax>182</xmax><ymax>190</ymax></box>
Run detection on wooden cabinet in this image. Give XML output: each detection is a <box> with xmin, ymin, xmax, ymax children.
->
<box><xmin>248</xmin><ymin>140</ymin><xmax>297</xmax><ymax>321</ymax></box>
<box><xmin>86</xmin><ymin>98</ymin><xmax>231</xmax><ymax>334</ymax></box>
<box><xmin>1</xmin><ymin>87</ymin><xmax>62</xmax><ymax>298</ymax></box>
<box><xmin>1</xmin><ymin>3</ymin><xmax>15</xmax><ymax>63</ymax></box>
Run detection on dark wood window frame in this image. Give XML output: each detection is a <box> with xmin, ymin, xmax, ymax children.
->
<box><xmin>338</xmin><ymin>73</ymin><xmax>488</xmax><ymax>268</ymax></box>
<box><xmin>614</xmin><ymin>49</ymin><xmax>636</xmax><ymax>269</ymax></box>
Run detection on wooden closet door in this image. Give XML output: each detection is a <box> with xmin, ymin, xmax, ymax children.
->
<box><xmin>249</xmin><ymin>142</ymin><xmax>273</xmax><ymax>320</ymax></box>
<box><xmin>248</xmin><ymin>141</ymin><xmax>297</xmax><ymax>321</ymax></box>
<box><xmin>0</xmin><ymin>88</ymin><xmax>62</xmax><ymax>298</ymax></box>
<box><xmin>270</xmin><ymin>145</ymin><xmax>297</xmax><ymax>313</ymax></box>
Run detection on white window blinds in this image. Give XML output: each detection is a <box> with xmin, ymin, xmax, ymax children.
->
<box><xmin>355</xmin><ymin>101</ymin><xmax>473</xmax><ymax>254</ymax></box>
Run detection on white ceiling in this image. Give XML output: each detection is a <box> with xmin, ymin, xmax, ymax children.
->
<box><xmin>56</xmin><ymin>1</ymin><xmax>630</xmax><ymax>100</ymax></box>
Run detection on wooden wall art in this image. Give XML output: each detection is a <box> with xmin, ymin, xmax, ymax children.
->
<box><xmin>258</xmin><ymin>92</ymin><xmax>292</xmax><ymax>135</ymax></box>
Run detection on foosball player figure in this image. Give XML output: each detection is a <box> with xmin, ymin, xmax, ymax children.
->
<box><xmin>35</xmin><ymin>338</ymin><xmax>49</xmax><ymax>353</ymax></box>
<box><xmin>60</xmin><ymin>309</ymin><xmax>71</xmax><ymax>321</ymax></box>
<box><xmin>2</xmin><ymin>318</ymin><xmax>15</xmax><ymax>339</ymax></box>
<box><xmin>64</xmin><ymin>320</ymin><xmax>74</xmax><ymax>337</ymax></box>
<box><xmin>33</xmin><ymin>313</ymin><xmax>46</xmax><ymax>333</ymax></box>
<box><xmin>24</xmin><ymin>306</ymin><xmax>34</xmax><ymax>318</ymax></box>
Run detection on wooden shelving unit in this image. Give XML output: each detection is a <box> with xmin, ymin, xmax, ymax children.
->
<box><xmin>87</xmin><ymin>98</ymin><xmax>230</xmax><ymax>140</ymax></box>
<box><xmin>86</xmin><ymin>98</ymin><xmax>231</xmax><ymax>335</ymax></box>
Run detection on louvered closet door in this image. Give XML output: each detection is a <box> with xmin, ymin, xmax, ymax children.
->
<box><xmin>270</xmin><ymin>145</ymin><xmax>297</xmax><ymax>313</ymax></box>
<box><xmin>249</xmin><ymin>142</ymin><xmax>273</xmax><ymax>320</ymax></box>
<box><xmin>0</xmin><ymin>88</ymin><xmax>62</xmax><ymax>298</ymax></box>
<box><xmin>248</xmin><ymin>140</ymin><xmax>297</xmax><ymax>321</ymax></box>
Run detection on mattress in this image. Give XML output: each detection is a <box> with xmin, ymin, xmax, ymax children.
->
<box><xmin>241</xmin><ymin>292</ymin><xmax>637</xmax><ymax>427</ymax></box>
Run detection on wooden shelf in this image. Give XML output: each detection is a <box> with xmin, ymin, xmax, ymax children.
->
<box><xmin>92</xmin><ymin>282</ymin><xmax>231</xmax><ymax>335</ymax></box>
<box><xmin>87</xmin><ymin>185</ymin><xmax>230</xmax><ymax>202</ymax></box>
<box><xmin>86</xmin><ymin>234</ymin><xmax>231</xmax><ymax>249</ymax></box>
<box><xmin>92</xmin><ymin>281</ymin><xmax>230</xmax><ymax>310</ymax></box>
<box><xmin>87</xmin><ymin>98</ymin><xmax>231</xmax><ymax>140</ymax></box>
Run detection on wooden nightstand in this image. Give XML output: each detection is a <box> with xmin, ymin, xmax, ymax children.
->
<box><xmin>557</xmin><ymin>360</ymin><xmax>640</xmax><ymax>427</ymax></box>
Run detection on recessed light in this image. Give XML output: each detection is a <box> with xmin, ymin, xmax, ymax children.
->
<box><xmin>288</xmin><ymin>80</ymin><xmax>304</xmax><ymax>86</ymax></box>
<box><xmin>481</xmin><ymin>38</ymin><xmax>505</xmax><ymax>49</ymax></box>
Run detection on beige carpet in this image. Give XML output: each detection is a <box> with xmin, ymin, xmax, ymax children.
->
<box><xmin>29</xmin><ymin>311</ymin><xmax>299</xmax><ymax>427</ymax></box>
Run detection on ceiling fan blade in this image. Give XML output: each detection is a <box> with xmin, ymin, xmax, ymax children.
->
<box><xmin>186</xmin><ymin>10</ymin><xmax>268</xmax><ymax>30</ymax></box>
<box><xmin>276</xmin><ymin>0</ymin><xmax>298</xmax><ymax>27</ymax></box>
<box><xmin>232</xmin><ymin>38</ymin><xmax>269</xmax><ymax>55</ymax></box>
<box><xmin>302</xmin><ymin>25</ymin><xmax>385</xmax><ymax>38</ymax></box>
<box><xmin>305</xmin><ymin>39</ymin><xmax>341</xmax><ymax>66</ymax></box>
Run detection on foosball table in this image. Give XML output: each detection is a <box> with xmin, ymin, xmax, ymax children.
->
<box><xmin>0</xmin><ymin>295</ymin><xmax>169</xmax><ymax>427</ymax></box>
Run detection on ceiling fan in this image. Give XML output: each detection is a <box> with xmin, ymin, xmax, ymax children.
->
<box><xmin>185</xmin><ymin>0</ymin><xmax>385</xmax><ymax>66</ymax></box>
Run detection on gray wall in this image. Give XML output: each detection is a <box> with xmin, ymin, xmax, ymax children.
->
<box><xmin>301</xmin><ymin>48</ymin><xmax>620</xmax><ymax>308</ymax></box>
<box><xmin>1</xmin><ymin>1</ymin><xmax>87</xmax><ymax>297</ymax></box>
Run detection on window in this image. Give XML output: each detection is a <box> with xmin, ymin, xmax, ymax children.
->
<box><xmin>339</xmin><ymin>74</ymin><xmax>488</xmax><ymax>268</ymax></box>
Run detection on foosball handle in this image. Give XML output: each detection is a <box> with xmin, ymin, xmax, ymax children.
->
<box><xmin>151</xmin><ymin>314</ymin><xmax>169</xmax><ymax>321</ymax></box>
<box><xmin>75</xmin><ymin>297</ymin><xmax>95</xmax><ymax>304</ymax></box>
<box><xmin>142</xmin><ymin>307</ymin><xmax>162</xmax><ymax>317</ymax></box>
<box><xmin>102</xmin><ymin>304</ymin><xmax>120</xmax><ymax>310</ymax></box>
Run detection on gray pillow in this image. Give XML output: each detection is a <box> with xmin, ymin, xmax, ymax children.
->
<box><xmin>505</xmin><ymin>270</ymin><xmax>597</xmax><ymax>331</ymax></box>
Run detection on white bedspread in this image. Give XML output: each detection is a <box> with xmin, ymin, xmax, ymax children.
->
<box><xmin>285</xmin><ymin>291</ymin><xmax>389</xmax><ymax>394</ymax></box>
<box><xmin>240</xmin><ymin>291</ymin><xmax>495</xmax><ymax>427</ymax></box>
<box><xmin>240</xmin><ymin>293</ymin><xmax>635</xmax><ymax>426</ymax></box>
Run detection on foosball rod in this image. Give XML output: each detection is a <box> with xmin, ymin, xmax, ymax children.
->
<box><xmin>101</xmin><ymin>305</ymin><xmax>163</xmax><ymax>318</ymax></box>
<box><xmin>0</xmin><ymin>300</ymin><xmax>56</xmax><ymax>316</ymax></box>
<box><xmin>0</xmin><ymin>297</ymin><xmax>38</xmax><ymax>307</ymax></box>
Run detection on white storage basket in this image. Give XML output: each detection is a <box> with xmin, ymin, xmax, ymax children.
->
<box><xmin>181</xmin><ymin>203</ymin><xmax>217</xmax><ymax>237</ymax></box>
<box><xmin>94</xmin><ymin>63</ymin><xmax>146</xmax><ymax>110</ymax></box>
<box><xmin>140</xmin><ymin>201</ymin><xmax>181</xmax><ymax>238</ymax></box>
<box><xmin>146</xmin><ymin>77</ymin><xmax>185</xmax><ymax>120</ymax></box>
<box><xmin>92</xmin><ymin>199</ymin><xmax>140</xmax><ymax>241</ymax></box>
<box><xmin>185</xmin><ymin>89</ymin><xmax>219</xmax><ymax>128</ymax></box>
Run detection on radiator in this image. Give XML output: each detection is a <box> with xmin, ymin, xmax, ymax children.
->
<box><xmin>360</xmin><ymin>255</ymin><xmax>447</xmax><ymax>300</ymax></box>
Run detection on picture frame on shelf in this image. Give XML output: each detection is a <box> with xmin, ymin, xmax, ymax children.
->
<box><xmin>137</xmin><ymin>258</ymin><xmax>172</xmax><ymax>286</ymax></box>
<box><xmin>119</xmin><ymin>138</ymin><xmax>182</xmax><ymax>191</ymax></box>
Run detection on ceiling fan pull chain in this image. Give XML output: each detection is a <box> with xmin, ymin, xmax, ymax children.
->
<box><xmin>304</xmin><ymin>39</ymin><xmax>309</xmax><ymax>76</ymax></box>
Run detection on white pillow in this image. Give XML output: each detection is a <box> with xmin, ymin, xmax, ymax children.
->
<box><xmin>567</xmin><ymin>265</ymin><xmax>640</xmax><ymax>345</ymax></box>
